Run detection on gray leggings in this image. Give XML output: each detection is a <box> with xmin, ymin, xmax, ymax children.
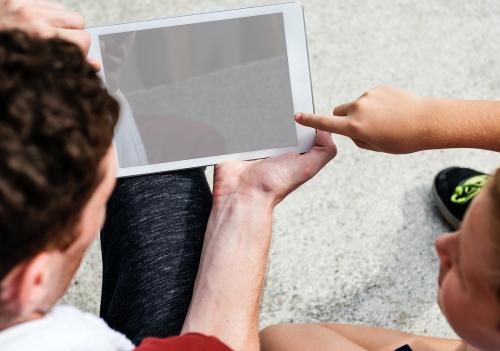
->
<box><xmin>99</xmin><ymin>168</ymin><xmax>212</xmax><ymax>345</ymax></box>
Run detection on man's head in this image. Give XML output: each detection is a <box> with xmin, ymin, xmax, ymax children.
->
<box><xmin>436</xmin><ymin>168</ymin><xmax>500</xmax><ymax>351</ymax></box>
<box><xmin>0</xmin><ymin>30</ymin><xmax>119</xmax><ymax>327</ymax></box>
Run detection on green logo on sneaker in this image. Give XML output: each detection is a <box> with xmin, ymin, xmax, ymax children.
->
<box><xmin>451</xmin><ymin>174</ymin><xmax>489</xmax><ymax>204</ymax></box>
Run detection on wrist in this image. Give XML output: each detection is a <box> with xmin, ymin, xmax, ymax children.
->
<box><xmin>208</xmin><ymin>186</ymin><xmax>275</xmax><ymax>254</ymax></box>
<box><xmin>212</xmin><ymin>183</ymin><xmax>276</xmax><ymax>212</ymax></box>
<box><xmin>414</xmin><ymin>96</ymin><xmax>441</xmax><ymax>151</ymax></box>
<box><xmin>419</xmin><ymin>97</ymin><xmax>463</xmax><ymax>150</ymax></box>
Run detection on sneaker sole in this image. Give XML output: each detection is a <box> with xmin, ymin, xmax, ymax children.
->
<box><xmin>432</xmin><ymin>181</ymin><xmax>461</xmax><ymax>230</ymax></box>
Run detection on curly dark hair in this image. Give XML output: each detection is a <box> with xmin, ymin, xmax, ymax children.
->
<box><xmin>0</xmin><ymin>30</ymin><xmax>119</xmax><ymax>280</ymax></box>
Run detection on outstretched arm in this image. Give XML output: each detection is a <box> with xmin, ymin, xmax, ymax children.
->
<box><xmin>295</xmin><ymin>86</ymin><xmax>500</xmax><ymax>154</ymax></box>
<box><xmin>182</xmin><ymin>131</ymin><xmax>337</xmax><ymax>350</ymax></box>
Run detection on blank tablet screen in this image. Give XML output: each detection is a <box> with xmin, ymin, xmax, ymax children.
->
<box><xmin>99</xmin><ymin>13</ymin><xmax>297</xmax><ymax>167</ymax></box>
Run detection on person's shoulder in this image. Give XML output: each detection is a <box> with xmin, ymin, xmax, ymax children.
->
<box><xmin>0</xmin><ymin>305</ymin><xmax>134</xmax><ymax>351</ymax></box>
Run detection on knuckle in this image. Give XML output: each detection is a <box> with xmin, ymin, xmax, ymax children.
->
<box><xmin>358</xmin><ymin>96</ymin><xmax>372</xmax><ymax>112</ymax></box>
<box><xmin>38</xmin><ymin>26</ymin><xmax>56</xmax><ymax>38</ymax></box>
<box><xmin>17</xmin><ymin>6</ymin><xmax>34</xmax><ymax>21</ymax></box>
<box><xmin>80</xmin><ymin>15</ymin><xmax>86</xmax><ymax>28</ymax></box>
<box><xmin>78</xmin><ymin>30</ymin><xmax>91</xmax><ymax>50</ymax></box>
<box><xmin>301</xmin><ymin>165</ymin><xmax>314</xmax><ymax>179</ymax></box>
<box><xmin>4</xmin><ymin>0</ymin><xmax>15</xmax><ymax>10</ymax></box>
<box><xmin>73</xmin><ymin>12</ymin><xmax>86</xmax><ymax>28</ymax></box>
<box><xmin>351</xmin><ymin>99</ymin><xmax>364</xmax><ymax>113</ymax></box>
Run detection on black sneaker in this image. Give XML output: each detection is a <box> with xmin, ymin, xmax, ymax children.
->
<box><xmin>432</xmin><ymin>167</ymin><xmax>489</xmax><ymax>229</ymax></box>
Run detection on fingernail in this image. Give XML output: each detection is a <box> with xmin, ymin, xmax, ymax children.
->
<box><xmin>295</xmin><ymin>113</ymin><xmax>302</xmax><ymax>121</ymax></box>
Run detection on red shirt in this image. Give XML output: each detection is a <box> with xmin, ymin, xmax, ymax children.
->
<box><xmin>135</xmin><ymin>333</ymin><xmax>231</xmax><ymax>351</ymax></box>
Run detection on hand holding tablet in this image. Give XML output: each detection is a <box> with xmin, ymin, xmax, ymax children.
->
<box><xmin>87</xmin><ymin>2</ymin><xmax>315</xmax><ymax>177</ymax></box>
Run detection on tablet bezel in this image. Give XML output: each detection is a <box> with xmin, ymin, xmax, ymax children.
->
<box><xmin>87</xmin><ymin>1</ymin><xmax>315</xmax><ymax>177</ymax></box>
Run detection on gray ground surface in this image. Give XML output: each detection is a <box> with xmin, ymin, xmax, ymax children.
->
<box><xmin>60</xmin><ymin>0</ymin><xmax>500</xmax><ymax>339</ymax></box>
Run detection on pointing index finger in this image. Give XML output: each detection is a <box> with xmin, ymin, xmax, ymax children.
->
<box><xmin>295</xmin><ymin>112</ymin><xmax>352</xmax><ymax>137</ymax></box>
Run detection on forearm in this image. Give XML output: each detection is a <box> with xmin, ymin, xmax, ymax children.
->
<box><xmin>182</xmin><ymin>193</ymin><xmax>274</xmax><ymax>351</ymax></box>
<box><xmin>181</xmin><ymin>132</ymin><xmax>336</xmax><ymax>349</ymax></box>
<box><xmin>421</xmin><ymin>98</ymin><xmax>500</xmax><ymax>151</ymax></box>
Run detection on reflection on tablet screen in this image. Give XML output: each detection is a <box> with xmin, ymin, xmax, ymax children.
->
<box><xmin>99</xmin><ymin>13</ymin><xmax>297</xmax><ymax>167</ymax></box>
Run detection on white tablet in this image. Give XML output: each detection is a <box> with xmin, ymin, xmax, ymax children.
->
<box><xmin>87</xmin><ymin>2</ymin><xmax>315</xmax><ymax>177</ymax></box>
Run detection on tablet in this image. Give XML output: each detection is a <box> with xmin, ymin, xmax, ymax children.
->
<box><xmin>87</xmin><ymin>2</ymin><xmax>315</xmax><ymax>177</ymax></box>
